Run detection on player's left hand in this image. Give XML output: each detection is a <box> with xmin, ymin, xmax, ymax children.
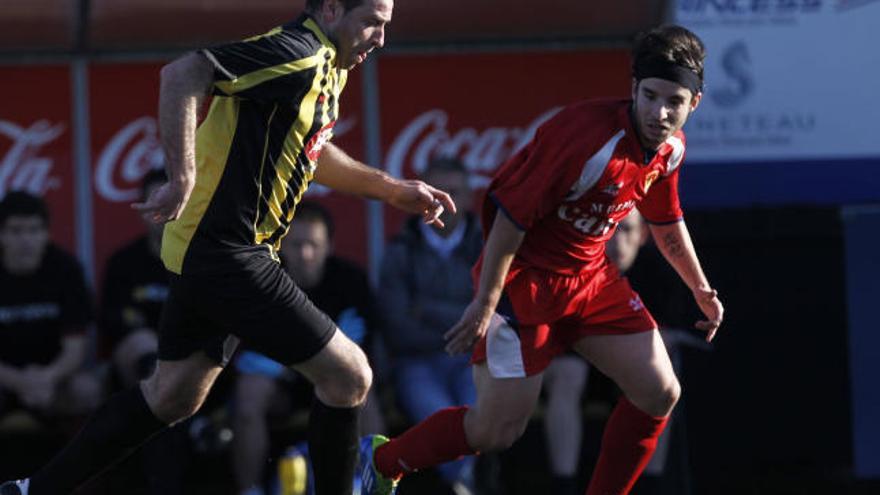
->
<box><xmin>693</xmin><ymin>287</ymin><xmax>723</xmax><ymax>342</ymax></box>
<box><xmin>132</xmin><ymin>180</ymin><xmax>192</xmax><ymax>224</ymax></box>
<box><xmin>388</xmin><ymin>179</ymin><xmax>456</xmax><ymax>228</ymax></box>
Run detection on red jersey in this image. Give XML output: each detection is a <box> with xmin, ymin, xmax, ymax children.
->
<box><xmin>483</xmin><ymin>98</ymin><xmax>685</xmax><ymax>275</ymax></box>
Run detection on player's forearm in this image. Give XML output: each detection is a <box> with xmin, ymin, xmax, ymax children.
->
<box><xmin>649</xmin><ymin>221</ymin><xmax>711</xmax><ymax>291</ymax></box>
<box><xmin>158</xmin><ymin>52</ymin><xmax>213</xmax><ymax>188</ymax></box>
<box><xmin>314</xmin><ymin>143</ymin><xmax>395</xmax><ymax>200</ymax></box>
<box><xmin>475</xmin><ymin>213</ymin><xmax>525</xmax><ymax>310</ymax></box>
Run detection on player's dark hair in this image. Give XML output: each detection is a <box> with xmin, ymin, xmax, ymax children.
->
<box><xmin>0</xmin><ymin>191</ymin><xmax>50</xmax><ymax>228</ymax></box>
<box><xmin>140</xmin><ymin>168</ymin><xmax>168</xmax><ymax>200</ymax></box>
<box><xmin>294</xmin><ymin>201</ymin><xmax>335</xmax><ymax>240</ymax></box>
<box><xmin>305</xmin><ymin>0</ymin><xmax>365</xmax><ymax>14</ymax></box>
<box><xmin>632</xmin><ymin>25</ymin><xmax>706</xmax><ymax>93</ymax></box>
<box><xmin>423</xmin><ymin>156</ymin><xmax>468</xmax><ymax>179</ymax></box>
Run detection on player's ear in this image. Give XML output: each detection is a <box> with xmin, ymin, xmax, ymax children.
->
<box><xmin>631</xmin><ymin>78</ymin><xmax>639</xmax><ymax>100</ymax></box>
<box><xmin>689</xmin><ymin>90</ymin><xmax>702</xmax><ymax>113</ymax></box>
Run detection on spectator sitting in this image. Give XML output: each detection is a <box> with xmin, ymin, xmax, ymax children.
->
<box><xmin>0</xmin><ymin>191</ymin><xmax>100</xmax><ymax>430</ymax></box>
<box><xmin>378</xmin><ymin>157</ymin><xmax>483</xmax><ymax>495</ymax></box>
<box><xmin>100</xmin><ymin>168</ymin><xmax>169</xmax><ymax>388</ymax></box>
<box><xmin>232</xmin><ymin>201</ymin><xmax>384</xmax><ymax>495</ymax></box>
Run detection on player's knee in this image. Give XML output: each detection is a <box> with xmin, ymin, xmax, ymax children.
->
<box><xmin>467</xmin><ymin>416</ymin><xmax>528</xmax><ymax>452</ymax></box>
<box><xmin>142</xmin><ymin>375</ymin><xmax>205</xmax><ymax>424</ymax></box>
<box><xmin>315</xmin><ymin>360</ymin><xmax>372</xmax><ymax>408</ymax></box>
<box><xmin>643</xmin><ymin>379</ymin><xmax>681</xmax><ymax>417</ymax></box>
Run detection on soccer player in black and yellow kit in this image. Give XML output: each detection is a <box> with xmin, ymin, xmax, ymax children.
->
<box><xmin>0</xmin><ymin>1</ymin><xmax>455</xmax><ymax>494</ymax></box>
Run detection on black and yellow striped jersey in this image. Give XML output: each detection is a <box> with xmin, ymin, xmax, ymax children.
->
<box><xmin>162</xmin><ymin>14</ymin><xmax>347</xmax><ymax>275</ymax></box>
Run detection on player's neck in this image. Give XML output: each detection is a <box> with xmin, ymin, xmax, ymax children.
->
<box><xmin>628</xmin><ymin>105</ymin><xmax>661</xmax><ymax>159</ymax></box>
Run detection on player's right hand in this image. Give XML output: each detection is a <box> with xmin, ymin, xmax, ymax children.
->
<box><xmin>444</xmin><ymin>299</ymin><xmax>494</xmax><ymax>355</ymax></box>
<box><xmin>693</xmin><ymin>287</ymin><xmax>724</xmax><ymax>342</ymax></box>
<box><xmin>132</xmin><ymin>180</ymin><xmax>192</xmax><ymax>224</ymax></box>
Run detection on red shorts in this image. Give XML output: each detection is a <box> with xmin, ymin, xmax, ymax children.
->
<box><xmin>471</xmin><ymin>264</ymin><xmax>656</xmax><ymax>377</ymax></box>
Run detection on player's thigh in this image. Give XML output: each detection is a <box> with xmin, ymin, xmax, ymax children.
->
<box><xmin>291</xmin><ymin>328</ymin><xmax>371</xmax><ymax>404</ymax></box>
<box><xmin>467</xmin><ymin>362</ymin><xmax>543</xmax><ymax>432</ymax></box>
<box><xmin>573</xmin><ymin>329</ymin><xmax>678</xmax><ymax>414</ymax></box>
<box><xmin>227</xmin><ymin>257</ymin><xmax>338</xmax><ymax>367</ymax></box>
<box><xmin>142</xmin><ymin>351</ymin><xmax>226</xmax><ymax>421</ymax></box>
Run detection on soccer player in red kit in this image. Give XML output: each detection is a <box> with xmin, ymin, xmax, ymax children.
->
<box><xmin>359</xmin><ymin>25</ymin><xmax>724</xmax><ymax>495</ymax></box>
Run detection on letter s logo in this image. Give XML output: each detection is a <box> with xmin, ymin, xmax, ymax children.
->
<box><xmin>712</xmin><ymin>41</ymin><xmax>754</xmax><ymax>108</ymax></box>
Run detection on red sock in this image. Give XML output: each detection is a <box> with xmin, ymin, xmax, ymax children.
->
<box><xmin>586</xmin><ymin>397</ymin><xmax>668</xmax><ymax>495</ymax></box>
<box><xmin>375</xmin><ymin>406</ymin><xmax>476</xmax><ymax>479</ymax></box>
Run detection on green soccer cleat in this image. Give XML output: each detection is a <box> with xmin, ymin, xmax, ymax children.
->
<box><xmin>358</xmin><ymin>435</ymin><xmax>399</xmax><ymax>495</ymax></box>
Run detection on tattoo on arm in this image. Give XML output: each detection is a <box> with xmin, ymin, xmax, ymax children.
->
<box><xmin>663</xmin><ymin>232</ymin><xmax>685</xmax><ymax>258</ymax></box>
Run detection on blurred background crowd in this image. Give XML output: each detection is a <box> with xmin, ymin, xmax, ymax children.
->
<box><xmin>1</xmin><ymin>0</ymin><xmax>878</xmax><ymax>494</ymax></box>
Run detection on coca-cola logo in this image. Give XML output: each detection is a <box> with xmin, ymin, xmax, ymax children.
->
<box><xmin>384</xmin><ymin>108</ymin><xmax>560</xmax><ymax>188</ymax></box>
<box><xmin>0</xmin><ymin>119</ymin><xmax>65</xmax><ymax>197</ymax></box>
<box><xmin>95</xmin><ymin>117</ymin><xmax>164</xmax><ymax>202</ymax></box>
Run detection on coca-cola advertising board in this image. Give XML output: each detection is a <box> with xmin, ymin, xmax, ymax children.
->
<box><xmin>88</xmin><ymin>62</ymin><xmax>369</xmax><ymax>286</ymax></box>
<box><xmin>376</xmin><ymin>50</ymin><xmax>631</xmax><ymax>237</ymax></box>
<box><xmin>0</xmin><ymin>65</ymin><xmax>76</xmax><ymax>253</ymax></box>
<box><xmin>89</xmin><ymin>62</ymin><xmax>164</xmax><ymax>286</ymax></box>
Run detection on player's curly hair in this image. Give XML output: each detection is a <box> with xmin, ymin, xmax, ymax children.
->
<box><xmin>305</xmin><ymin>0</ymin><xmax>365</xmax><ymax>13</ymax></box>
<box><xmin>632</xmin><ymin>25</ymin><xmax>706</xmax><ymax>89</ymax></box>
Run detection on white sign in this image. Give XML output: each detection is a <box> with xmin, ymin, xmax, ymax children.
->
<box><xmin>675</xmin><ymin>0</ymin><xmax>880</xmax><ymax>162</ymax></box>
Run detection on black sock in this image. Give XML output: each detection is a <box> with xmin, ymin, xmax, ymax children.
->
<box><xmin>308</xmin><ymin>399</ymin><xmax>361</xmax><ymax>495</ymax></box>
<box><xmin>30</xmin><ymin>386</ymin><xmax>167</xmax><ymax>494</ymax></box>
<box><xmin>551</xmin><ymin>474</ymin><xmax>580</xmax><ymax>495</ymax></box>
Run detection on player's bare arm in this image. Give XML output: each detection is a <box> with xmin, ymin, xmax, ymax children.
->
<box><xmin>649</xmin><ymin>220</ymin><xmax>724</xmax><ymax>342</ymax></box>
<box><xmin>315</xmin><ymin>142</ymin><xmax>455</xmax><ymax>226</ymax></box>
<box><xmin>444</xmin><ymin>212</ymin><xmax>525</xmax><ymax>354</ymax></box>
<box><xmin>133</xmin><ymin>52</ymin><xmax>213</xmax><ymax>224</ymax></box>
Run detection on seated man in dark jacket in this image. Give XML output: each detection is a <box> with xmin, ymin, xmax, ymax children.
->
<box><xmin>378</xmin><ymin>158</ymin><xmax>482</xmax><ymax>495</ymax></box>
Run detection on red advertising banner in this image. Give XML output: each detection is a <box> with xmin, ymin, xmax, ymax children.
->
<box><xmin>89</xmin><ymin>62</ymin><xmax>165</xmax><ymax>286</ymax></box>
<box><xmin>0</xmin><ymin>66</ymin><xmax>76</xmax><ymax>253</ymax></box>
<box><xmin>88</xmin><ymin>61</ymin><xmax>369</xmax><ymax>285</ymax></box>
<box><xmin>376</xmin><ymin>50</ymin><xmax>632</xmax><ymax>238</ymax></box>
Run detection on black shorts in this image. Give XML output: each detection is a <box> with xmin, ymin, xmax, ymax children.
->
<box><xmin>158</xmin><ymin>251</ymin><xmax>336</xmax><ymax>366</ymax></box>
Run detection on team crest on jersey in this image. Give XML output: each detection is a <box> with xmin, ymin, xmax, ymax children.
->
<box><xmin>643</xmin><ymin>170</ymin><xmax>660</xmax><ymax>193</ymax></box>
<box><xmin>305</xmin><ymin>121</ymin><xmax>336</xmax><ymax>162</ymax></box>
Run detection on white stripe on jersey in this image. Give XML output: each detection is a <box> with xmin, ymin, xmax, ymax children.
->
<box><xmin>664</xmin><ymin>135</ymin><xmax>685</xmax><ymax>176</ymax></box>
<box><xmin>565</xmin><ymin>129</ymin><xmax>626</xmax><ymax>202</ymax></box>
